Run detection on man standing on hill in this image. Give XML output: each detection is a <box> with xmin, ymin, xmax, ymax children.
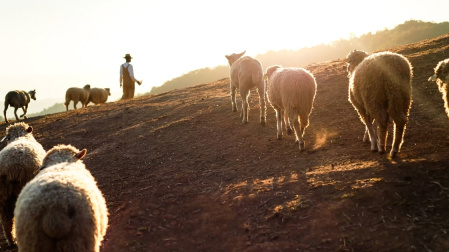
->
<box><xmin>120</xmin><ymin>54</ymin><xmax>142</xmax><ymax>100</ymax></box>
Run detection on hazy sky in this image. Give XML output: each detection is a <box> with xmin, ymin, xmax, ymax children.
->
<box><xmin>1</xmin><ymin>0</ymin><xmax>448</xmax><ymax>103</ymax></box>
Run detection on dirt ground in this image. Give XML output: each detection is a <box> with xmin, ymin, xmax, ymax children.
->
<box><xmin>1</xmin><ymin>34</ymin><xmax>449</xmax><ymax>252</ymax></box>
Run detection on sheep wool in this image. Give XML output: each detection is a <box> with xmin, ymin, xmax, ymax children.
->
<box><xmin>428</xmin><ymin>58</ymin><xmax>449</xmax><ymax>119</ymax></box>
<box><xmin>346</xmin><ymin>50</ymin><xmax>413</xmax><ymax>158</ymax></box>
<box><xmin>87</xmin><ymin>88</ymin><xmax>111</xmax><ymax>105</ymax></box>
<box><xmin>225</xmin><ymin>51</ymin><xmax>266</xmax><ymax>125</ymax></box>
<box><xmin>0</xmin><ymin>122</ymin><xmax>45</xmax><ymax>246</ymax></box>
<box><xmin>64</xmin><ymin>84</ymin><xmax>91</xmax><ymax>111</ymax></box>
<box><xmin>265</xmin><ymin>66</ymin><xmax>317</xmax><ymax>151</ymax></box>
<box><xmin>14</xmin><ymin>144</ymin><xmax>108</xmax><ymax>252</ymax></box>
<box><xmin>3</xmin><ymin>90</ymin><xmax>36</xmax><ymax>123</ymax></box>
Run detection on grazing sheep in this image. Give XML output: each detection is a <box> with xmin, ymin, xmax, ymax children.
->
<box><xmin>14</xmin><ymin>144</ymin><xmax>108</xmax><ymax>252</ymax></box>
<box><xmin>428</xmin><ymin>58</ymin><xmax>449</xmax><ymax>119</ymax></box>
<box><xmin>87</xmin><ymin>88</ymin><xmax>111</xmax><ymax>105</ymax></box>
<box><xmin>346</xmin><ymin>50</ymin><xmax>413</xmax><ymax>158</ymax></box>
<box><xmin>0</xmin><ymin>122</ymin><xmax>45</xmax><ymax>247</ymax></box>
<box><xmin>225</xmin><ymin>51</ymin><xmax>266</xmax><ymax>125</ymax></box>
<box><xmin>3</xmin><ymin>90</ymin><xmax>36</xmax><ymax>124</ymax></box>
<box><xmin>264</xmin><ymin>66</ymin><xmax>317</xmax><ymax>151</ymax></box>
<box><xmin>64</xmin><ymin>84</ymin><xmax>91</xmax><ymax>111</ymax></box>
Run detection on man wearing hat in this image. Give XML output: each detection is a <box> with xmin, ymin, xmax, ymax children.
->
<box><xmin>120</xmin><ymin>54</ymin><xmax>142</xmax><ymax>99</ymax></box>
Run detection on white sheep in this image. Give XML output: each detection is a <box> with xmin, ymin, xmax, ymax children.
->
<box><xmin>225</xmin><ymin>51</ymin><xmax>266</xmax><ymax>125</ymax></box>
<box><xmin>14</xmin><ymin>144</ymin><xmax>108</xmax><ymax>252</ymax></box>
<box><xmin>428</xmin><ymin>58</ymin><xmax>449</xmax><ymax>119</ymax></box>
<box><xmin>264</xmin><ymin>66</ymin><xmax>317</xmax><ymax>151</ymax></box>
<box><xmin>346</xmin><ymin>50</ymin><xmax>413</xmax><ymax>158</ymax></box>
<box><xmin>0</xmin><ymin>122</ymin><xmax>45</xmax><ymax>247</ymax></box>
<box><xmin>3</xmin><ymin>90</ymin><xmax>36</xmax><ymax>124</ymax></box>
<box><xmin>87</xmin><ymin>87</ymin><xmax>111</xmax><ymax>105</ymax></box>
<box><xmin>64</xmin><ymin>84</ymin><xmax>91</xmax><ymax>111</ymax></box>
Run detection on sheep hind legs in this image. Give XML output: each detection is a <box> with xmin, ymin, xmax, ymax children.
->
<box><xmin>3</xmin><ymin>104</ymin><xmax>9</xmax><ymax>123</ymax></box>
<box><xmin>362</xmin><ymin>116</ymin><xmax>378</xmax><ymax>152</ymax></box>
<box><xmin>240</xmin><ymin>90</ymin><xmax>250</xmax><ymax>124</ymax></box>
<box><xmin>1</xmin><ymin>205</ymin><xmax>15</xmax><ymax>247</ymax></box>
<box><xmin>391</xmin><ymin>122</ymin><xmax>406</xmax><ymax>158</ymax></box>
<box><xmin>377</xmin><ymin>121</ymin><xmax>388</xmax><ymax>155</ymax></box>
<box><xmin>275</xmin><ymin>109</ymin><xmax>283</xmax><ymax>140</ymax></box>
<box><xmin>257</xmin><ymin>85</ymin><xmax>266</xmax><ymax>126</ymax></box>
<box><xmin>230</xmin><ymin>85</ymin><xmax>237</xmax><ymax>112</ymax></box>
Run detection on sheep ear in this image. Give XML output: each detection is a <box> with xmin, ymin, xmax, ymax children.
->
<box><xmin>34</xmin><ymin>165</ymin><xmax>45</xmax><ymax>174</ymax></box>
<box><xmin>0</xmin><ymin>135</ymin><xmax>7</xmax><ymax>142</ymax></box>
<box><xmin>225</xmin><ymin>55</ymin><xmax>229</xmax><ymax>59</ymax></box>
<box><xmin>428</xmin><ymin>75</ymin><xmax>437</xmax><ymax>82</ymax></box>
<box><xmin>27</xmin><ymin>126</ymin><xmax>33</xmax><ymax>133</ymax></box>
<box><xmin>75</xmin><ymin>149</ymin><xmax>87</xmax><ymax>160</ymax></box>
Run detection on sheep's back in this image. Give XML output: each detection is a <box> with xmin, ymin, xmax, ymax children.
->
<box><xmin>350</xmin><ymin>52</ymin><xmax>412</xmax><ymax>117</ymax></box>
<box><xmin>230</xmin><ymin>56</ymin><xmax>263</xmax><ymax>88</ymax></box>
<box><xmin>0</xmin><ymin>139</ymin><xmax>45</xmax><ymax>182</ymax></box>
<box><xmin>88</xmin><ymin>88</ymin><xmax>109</xmax><ymax>104</ymax></box>
<box><xmin>4</xmin><ymin>90</ymin><xmax>28</xmax><ymax>108</ymax></box>
<box><xmin>15</xmin><ymin>163</ymin><xmax>108</xmax><ymax>251</ymax></box>
<box><xmin>65</xmin><ymin>87</ymin><xmax>89</xmax><ymax>102</ymax></box>
<box><xmin>268</xmin><ymin>68</ymin><xmax>317</xmax><ymax>112</ymax></box>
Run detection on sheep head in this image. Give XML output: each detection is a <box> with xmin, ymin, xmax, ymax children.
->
<box><xmin>105</xmin><ymin>88</ymin><xmax>111</xmax><ymax>96</ymax></box>
<box><xmin>265</xmin><ymin>65</ymin><xmax>282</xmax><ymax>80</ymax></box>
<box><xmin>29</xmin><ymin>90</ymin><xmax>37</xmax><ymax>100</ymax></box>
<box><xmin>83</xmin><ymin>84</ymin><xmax>91</xmax><ymax>91</ymax></box>
<box><xmin>36</xmin><ymin>145</ymin><xmax>87</xmax><ymax>173</ymax></box>
<box><xmin>225</xmin><ymin>51</ymin><xmax>246</xmax><ymax>66</ymax></box>
<box><xmin>1</xmin><ymin>122</ymin><xmax>33</xmax><ymax>143</ymax></box>
<box><xmin>429</xmin><ymin>58</ymin><xmax>449</xmax><ymax>84</ymax></box>
<box><xmin>346</xmin><ymin>50</ymin><xmax>370</xmax><ymax>77</ymax></box>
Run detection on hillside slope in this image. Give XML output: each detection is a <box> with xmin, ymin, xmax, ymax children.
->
<box><xmin>1</xmin><ymin>34</ymin><xmax>449</xmax><ymax>251</ymax></box>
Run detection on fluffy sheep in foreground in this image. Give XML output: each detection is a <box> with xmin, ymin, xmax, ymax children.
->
<box><xmin>64</xmin><ymin>84</ymin><xmax>91</xmax><ymax>111</ymax></box>
<box><xmin>14</xmin><ymin>144</ymin><xmax>108</xmax><ymax>252</ymax></box>
<box><xmin>264</xmin><ymin>66</ymin><xmax>317</xmax><ymax>151</ymax></box>
<box><xmin>225</xmin><ymin>51</ymin><xmax>266</xmax><ymax>125</ymax></box>
<box><xmin>87</xmin><ymin>87</ymin><xmax>111</xmax><ymax>105</ymax></box>
<box><xmin>0</xmin><ymin>122</ymin><xmax>45</xmax><ymax>247</ymax></box>
<box><xmin>3</xmin><ymin>90</ymin><xmax>36</xmax><ymax>123</ymax></box>
<box><xmin>346</xmin><ymin>50</ymin><xmax>413</xmax><ymax>158</ymax></box>
<box><xmin>428</xmin><ymin>58</ymin><xmax>449</xmax><ymax>119</ymax></box>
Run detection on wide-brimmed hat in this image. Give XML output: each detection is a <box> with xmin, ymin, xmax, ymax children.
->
<box><xmin>124</xmin><ymin>54</ymin><xmax>132</xmax><ymax>59</ymax></box>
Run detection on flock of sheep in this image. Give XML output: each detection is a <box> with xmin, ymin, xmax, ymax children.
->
<box><xmin>225</xmin><ymin>50</ymin><xmax>449</xmax><ymax>157</ymax></box>
<box><xmin>0</xmin><ymin>123</ymin><xmax>108</xmax><ymax>251</ymax></box>
<box><xmin>0</xmin><ymin>48</ymin><xmax>448</xmax><ymax>251</ymax></box>
<box><xmin>3</xmin><ymin>85</ymin><xmax>111</xmax><ymax>123</ymax></box>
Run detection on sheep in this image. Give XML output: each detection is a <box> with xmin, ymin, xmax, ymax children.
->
<box><xmin>225</xmin><ymin>51</ymin><xmax>266</xmax><ymax>125</ymax></box>
<box><xmin>346</xmin><ymin>50</ymin><xmax>413</xmax><ymax>158</ymax></box>
<box><xmin>3</xmin><ymin>90</ymin><xmax>36</xmax><ymax>124</ymax></box>
<box><xmin>14</xmin><ymin>144</ymin><xmax>108</xmax><ymax>252</ymax></box>
<box><xmin>87</xmin><ymin>87</ymin><xmax>111</xmax><ymax>105</ymax></box>
<box><xmin>264</xmin><ymin>66</ymin><xmax>317</xmax><ymax>151</ymax></box>
<box><xmin>428</xmin><ymin>58</ymin><xmax>449</xmax><ymax>119</ymax></box>
<box><xmin>64</xmin><ymin>84</ymin><xmax>91</xmax><ymax>111</ymax></box>
<box><xmin>0</xmin><ymin>122</ymin><xmax>45</xmax><ymax>247</ymax></box>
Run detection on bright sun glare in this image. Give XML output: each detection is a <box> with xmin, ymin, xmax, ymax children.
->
<box><xmin>0</xmin><ymin>0</ymin><xmax>448</xmax><ymax>110</ymax></box>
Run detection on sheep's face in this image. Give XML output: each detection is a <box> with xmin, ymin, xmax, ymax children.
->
<box><xmin>1</xmin><ymin>122</ymin><xmax>33</xmax><ymax>143</ymax></box>
<box><xmin>105</xmin><ymin>88</ymin><xmax>111</xmax><ymax>96</ymax></box>
<box><xmin>429</xmin><ymin>59</ymin><xmax>449</xmax><ymax>84</ymax></box>
<box><xmin>225</xmin><ymin>51</ymin><xmax>246</xmax><ymax>66</ymax></box>
<box><xmin>346</xmin><ymin>50</ymin><xmax>369</xmax><ymax>77</ymax></box>
<box><xmin>37</xmin><ymin>145</ymin><xmax>87</xmax><ymax>173</ymax></box>
<box><xmin>29</xmin><ymin>90</ymin><xmax>37</xmax><ymax>100</ymax></box>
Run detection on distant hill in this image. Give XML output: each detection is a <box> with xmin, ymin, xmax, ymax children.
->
<box><xmin>147</xmin><ymin>20</ymin><xmax>449</xmax><ymax>95</ymax></box>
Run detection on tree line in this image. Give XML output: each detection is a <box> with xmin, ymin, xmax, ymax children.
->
<box><xmin>147</xmin><ymin>20</ymin><xmax>449</xmax><ymax>95</ymax></box>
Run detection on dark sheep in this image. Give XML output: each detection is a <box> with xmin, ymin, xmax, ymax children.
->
<box><xmin>3</xmin><ymin>90</ymin><xmax>36</xmax><ymax>124</ymax></box>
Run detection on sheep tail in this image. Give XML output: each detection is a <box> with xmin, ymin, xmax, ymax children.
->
<box><xmin>42</xmin><ymin>206</ymin><xmax>74</xmax><ymax>239</ymax></box>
